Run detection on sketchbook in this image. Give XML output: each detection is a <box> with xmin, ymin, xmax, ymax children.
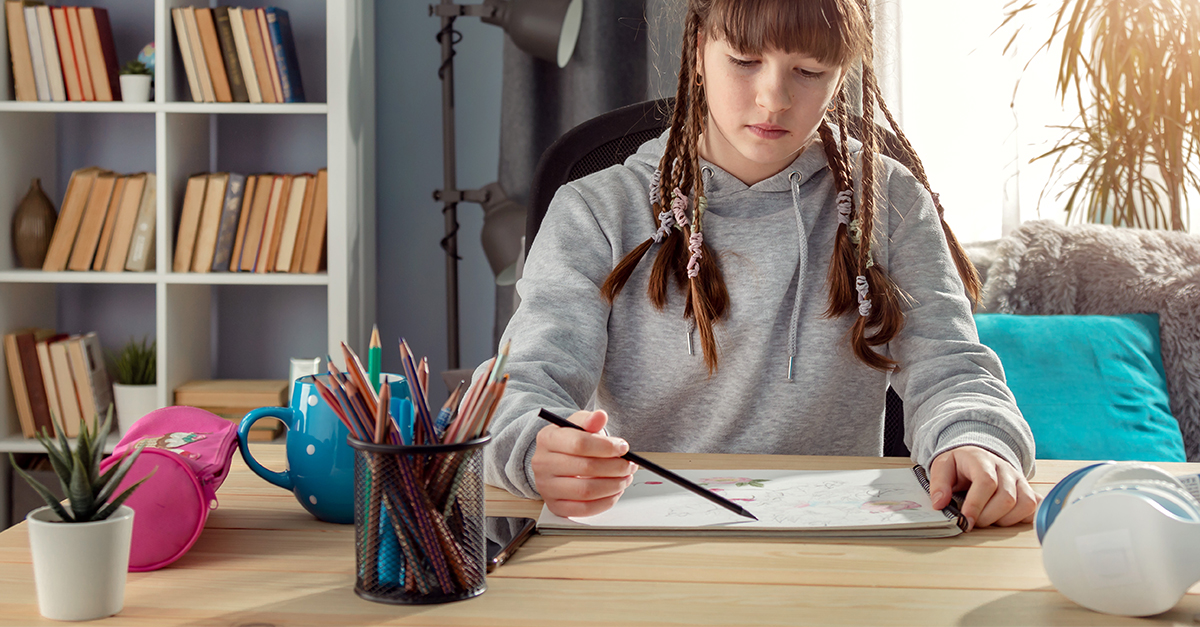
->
<box><xmin>537</xmin><ymin>465</ymin><xmax>967</xmax><ymax>538</ymax></box>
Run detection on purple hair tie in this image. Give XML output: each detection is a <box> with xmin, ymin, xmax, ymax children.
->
<box><xmin>686</xmin><ymin>232</ymin><xmax>704</xmax><ymax>278</ymax></box>
<box><xmin>653</xmin><ymin>210</ymin><xmax>674</xmax><ymax>243</ymax></box>
<box><xmin>671</xmin><ymin>188</ymin><xmax>690</xmax><ymax>228</ymax></box>
<box><xmin>855</xmin><ymin>275</ymin><xmax>871</xmax><ymax>317</ymax></box>
<box><xmin>836</xmin><ymin>189</ymin><xmax>853</xmax><ymax>225</ymax></box>
<box><xmin>649</xmin><ymin>168</ymin><xmax>663</xmax><ymax>205</ymax></box>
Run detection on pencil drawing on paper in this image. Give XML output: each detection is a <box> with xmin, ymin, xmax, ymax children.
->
<box><xmin>565</xmin><ymin>468</ymin><xmax>951</xmax><ymax>530</ymax></box>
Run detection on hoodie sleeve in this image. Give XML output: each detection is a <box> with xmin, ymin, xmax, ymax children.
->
<box><xmin>882</xmin><ymin>175</ymin><xmax>1036</xmax><ymax>477</ymax></box>
<box><xmin>479</xmin><ymin>184</ymin><xmax>614</xmax><ymax>498</ymax></box>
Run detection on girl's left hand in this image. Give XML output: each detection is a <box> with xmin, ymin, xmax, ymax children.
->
<box><xmin>927</xmin><ymin>445</ymin><xmax>1040</xmax><ymax>530</ymax></box>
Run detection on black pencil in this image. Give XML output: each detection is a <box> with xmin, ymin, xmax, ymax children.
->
<box><xmin>537</xmin><ymin>409</ymin><xmax>758</xmax><ymax>521</ymax></box>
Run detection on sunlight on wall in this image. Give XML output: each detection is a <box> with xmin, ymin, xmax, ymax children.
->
<box><xmin>891</xmin><ymin>0</ymin><xmax>1075</xmax><ymax>242</ymax></box>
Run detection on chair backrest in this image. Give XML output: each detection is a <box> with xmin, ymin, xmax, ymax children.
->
<box><xmin>525</xmin><ymin>97</ymin><xmax>912</xmax><ymax>458</ymax></box>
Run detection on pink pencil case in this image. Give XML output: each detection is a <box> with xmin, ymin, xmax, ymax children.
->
<box><xmin>98</xmin><ymin>406</ymin><xmax>239</xmax><ymax>571</ymax></box>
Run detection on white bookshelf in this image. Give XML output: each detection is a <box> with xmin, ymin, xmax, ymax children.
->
<box><xmin>0</xmin><ymin>0</ymin><xmax>375</xmax><ymax>464</ymax></box>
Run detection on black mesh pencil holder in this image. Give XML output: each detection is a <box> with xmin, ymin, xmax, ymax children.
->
<box><xmin>350</xmin><ymin>435</ymin><xmax>490</xmax><ymax>604</ymax></box>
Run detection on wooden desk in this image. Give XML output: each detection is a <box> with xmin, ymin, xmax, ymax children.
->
<box><xmin>2</xmin><ymin>449</ymin><xmax>1198</xmax><ymax>626</ymax></box>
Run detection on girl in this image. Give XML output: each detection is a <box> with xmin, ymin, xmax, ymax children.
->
<box><xmin>481</xmin><ymin>0</ymin><xmax>1039</xmax><ymax>530</ymax></box>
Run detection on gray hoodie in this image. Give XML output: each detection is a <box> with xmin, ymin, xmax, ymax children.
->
<box><xmin>482</xmin><ymin>130</ymin><xmax>1034</xmax><ymax>499</ymax></box>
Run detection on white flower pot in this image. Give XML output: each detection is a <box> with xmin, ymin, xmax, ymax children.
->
<box><xmin>27</xmin><ymin>505</ymin><xmax>134</xmax><ymax>621</ymax></box>
<box><xmin>112</xmin><ymin>383</ymin><xmax>158</xmax><ymax>434</ymax></box>
<box><xmin>119</xmin><ymin>75</ymin><xmax>151</xmax><ymax>103</ymax></box>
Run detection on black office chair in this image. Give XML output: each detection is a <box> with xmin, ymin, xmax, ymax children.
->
<box><xmin>526</xmin><ymin>98</ymin><xmax>912</xmax><ymax>458</ymax></box>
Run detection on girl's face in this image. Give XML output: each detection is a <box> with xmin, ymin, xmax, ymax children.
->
<box><xmin>697</xmin><ymin>35</ymin><xmax>844</xmax><ymax>186</ymax></box>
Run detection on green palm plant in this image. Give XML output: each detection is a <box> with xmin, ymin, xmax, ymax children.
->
<box><xmin>1002</xmin><ymin>0</ymin><xmax>1200</xmax><ymax>230</ymax></box>
<box><xmin>9</xmin><ymin>407</ymin><xmax>151</xmax><ymax>523</ymax></box>
<box><xmin>109</xmin><ymin>336</ymin><xmax>156</xmax><ymax>385</ymax></box>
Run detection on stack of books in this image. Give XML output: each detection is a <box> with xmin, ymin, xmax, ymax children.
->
<box><xmin>41</xmin><ymin>167</ymin><xmax>157</xmax><ymax>273</ymax></box>
<box><xmin>3</xmin><ymin>328</ymin><xmax>113</xmax><ymax>438</ymax></box>
<box><xmin>174</xmin><ymin>379</ymin><xmax>287</xmax><ymax>441</ymax></box>
<box><xmin>174</xmin><ymin>169</ymin><xmax>327</xmax><ymax>274</ymax></box>
<box><xmin>171</xmin><ymin>6</ymin><xmax>304</xmax><ymax>104</ymax></box>
<box><xmin>4</xmin><ymin>1</ymin><xmax>123</xmax><ymax>102</ymax></box>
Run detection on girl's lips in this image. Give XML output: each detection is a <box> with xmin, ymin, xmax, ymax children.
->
<box><xmin>748</xmin><ymin>124</ymin><xmax>788</xmax><ymax>139</ymax></box>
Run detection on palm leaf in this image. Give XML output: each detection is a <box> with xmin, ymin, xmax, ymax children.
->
<box><xmin>94</xmin><ymin>444</ymin><xmax>147</xmax><ymax>506</ymax></box>
<box><xmin>10</xmin><ymin>454</ymin><xmax>73</xmax><ymax>522</ymax></box>
<box><xmin>93</xmin><ymin>472</ymin><xmax>154</xmax><ymax>522</ymax></box>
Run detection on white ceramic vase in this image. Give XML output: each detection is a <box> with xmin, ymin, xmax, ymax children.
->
<box><xmin>112</xmin><ymin>383</ymin><xmax>158</xmax><ymax>434</ymax></box>
<box><xmin>119</xmin><ymin>74</ymin><xmax>151</xmax><ymax>103</ymax></box>
<box><xmin>27</xmin><ymin>505</ymin><xmax>134</xmax><ymax>621</ymax></box>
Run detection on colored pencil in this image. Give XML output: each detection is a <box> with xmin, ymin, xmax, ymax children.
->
<box><xmin>368</xmin><ymin>324</ymin><xmax>382</xmax><ymax>393</ymax></box>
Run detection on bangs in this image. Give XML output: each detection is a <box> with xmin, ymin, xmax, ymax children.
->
<box><xmin>704</xmin><ymin>0</ymin><xmax>866</xmax><ymax>67</ymax></box>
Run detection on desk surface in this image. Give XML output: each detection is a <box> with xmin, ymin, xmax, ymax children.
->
<box><xmin>2</xmin><ymin>448</ymin><xmax>1198</xmax><ymax>626</ymax></box>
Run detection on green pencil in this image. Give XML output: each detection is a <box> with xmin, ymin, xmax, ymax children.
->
<box><xmin>368</xmin><ymin>324</ymin><xmax>382</xmax><ymax>393</ymax></box>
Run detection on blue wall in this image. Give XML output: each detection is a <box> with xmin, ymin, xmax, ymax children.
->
<box><xmin>375</xmin><ymin>1</ymin><xmax>504</xmax><ymax>402</ymax></box>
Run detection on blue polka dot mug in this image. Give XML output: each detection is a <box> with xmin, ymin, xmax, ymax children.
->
<box><xmin>237</xmin><ymin>373</ymin><xmax>411</xmax><ymax>524</ymax></box>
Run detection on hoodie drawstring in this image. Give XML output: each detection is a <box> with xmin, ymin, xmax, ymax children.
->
<box><xmin>787</xmin><ymin>171</ymin><xmax>808</xmax><ymax>381</ymax></box>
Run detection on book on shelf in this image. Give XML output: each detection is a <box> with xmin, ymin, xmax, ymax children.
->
<box><xmin>212</xmin><ymin>7</ymin><xmax>248</xmax><ymax>103</ymax></box>
<box><xmin>255</xmin><ymin>7</ymin><xmax>282</xmax><ymax>102</ymax></box>
<box><xmin>181</xmin><ymin>7</ymin><xmax>215</xmax><ymax>103</ymax></box>
<box><xmin>5</xmin><ymin>0</ymin><xmax>37</xmax><ymax>101</ymax></box>
<box><xmin>66</xmin><ymin>332</ymin><xmax>111</xmax><ymax>431</ymax></box>
<box><xmin>264</xmin><ymin>7</ymin><xmax>304</xmax><ymax>103</ymax></box>
<box><xmin>65</xmin><ymin>6</ymin><xmax>93</xmax><ymax>101</ymax></box>
<box><xmin>47</xmin><ymin>335</ymin><xmax>82</xmax><ymax>436</ymax></box>
<box><xmin>170</xmin><ymin>8</ymin><xmax>201</xmax><ymax>103</ymax></box>
<box><xmin>23</xmin><ymin>5</ymin><xmax>48</xmax><ymax>101</ymax></box>
<box><xmin>91</xmin><ymin>174</ymin><xmax>126</xmax><ymax>270</ymax></box>
<box><xmin>241</xmin><ymin>8</ymin><xmax>275</xmax><ymax>103</ymax></box>
<box><xmin>273</xmin><ymin>173</ymin><xmax>308</xmax><ymax>272</ymax></box>
<box><xmin>288</xmin><ymin>171</ymin><xmax>318</xmax><ymax>273</ymax></box>
<box><xmin>173</xmin><ymin>173</ymin><xmax>207</xmax><ymax>273</ymax></box>
<box><xmin>35</xmin><ymin>5</ymin><xmax>64</xmax><ymax>101</ymax></box>
<box><xmin>210</xmin><ymin>173</ymin><xmax>246</xmax><ymax>271</ymax></box>
<box><xmin>78</xmin><ymin>6</ymin><xmax>121</xmax><ymax>102</ymax></box>
<box><xmin>43</xmin><ymin>166</ymin><xmax>100</xmax><ymax>272</ymax></box>
<box><xmin>300</xmin><ymin>168</ymin><xmax>328</xmax><ymax>273</ymax></box>
<box><xmin>228</xmin><ymin>174</ymin><xmax>258</xmax><ymax>271</ymax></box>
<box><xmin>537</xmin><ymin>466</ymin><xmax>968</xmax><ymax>539</ymax></box>
<box><xmin>174</xmin><ymin>379</ymin><xmax>288</xmax><ymax>441</ymax></box>
<box><xmin>194</xmin><ymin>8</ymin><xmax>231</xmax><ymax>103</ymax></box>
<box><xmin>190</xmin><ymin>172</ymin><xmax>230</xmax><ymax>273</ymax></box>
<box><xmin>239</xmin><ymin>173</ymin><xmax>273</xmax><ymax>271</ymax></box>
<box><xmin>102</xmin><ymin>172</ymin><xmax>148</xmax><ymax>272</ymax></box>
<box><xmin>227</xmin><ymin>7</ymin><xmax>261</xmax><ymax>103</ymax></box>
<box><xmin>259</xmin><ymin>173</ymin><xmax>293</xmax><ymax>273</ymax></box>
<box><xmin>67</xmin><ymin>169</ymin><xmax>117</xmax><ymax>271</ymax></box>
<box><xmin>124</xmin><ymin>176</ymin><xmax>157</xmax><ymax>271</ymax></box>
<box><xmin>34</xmin><ymin>332</ymin><xmax>67</xmax><ymax>433</ymax></box>
<box><xmin>3</xmin><ymin>328</ymin><xmax>55</xmax><ymax>439</ymax></box>
<box><xmin>49</xmin><ymin>6</ymin><xmax>81</xmax><ymax>101</ymax></box>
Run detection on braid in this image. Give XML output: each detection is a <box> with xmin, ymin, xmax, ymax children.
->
<box><xmin>846</xmin><ymin>0</ymin><xmax>900</xmax><ymax>371</ymax></box>
<box><xmin>602</xmin><ymin>12</ymin><xmax>700</xmax><ymax>306</ymax></box>
<box><xmin>819</xmin><ymin>110</ymin><xmax>858</xmax><ymax>317</ymax></box>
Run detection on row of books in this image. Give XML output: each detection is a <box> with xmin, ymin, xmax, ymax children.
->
<box><xmin>5</xmin><ymin>1</ymin><xmax>122</xmax><ymax>102</ymax></box>
<box><xmin>4</xmin><ymin>328</ymin><xmax>111</xmax><ymax>439</ymax></box>
<box><xmin>173</xmin><ymin>6</ymin><xmax>304</xmax><ymax>104</ymax></box>
<box><xmin>42</xmin><ymin>167</ymin><xmax>157</xmax><ymax>272</ymax></box>
<box><xmin>174</xmin><ymin>169</ymin><xmax>327</xmax><ymax>274</ymax></box>
<box><xmin>174</xmin><ymin>379</ymin><xmax>286</xmax><ymax>440</ymax></box>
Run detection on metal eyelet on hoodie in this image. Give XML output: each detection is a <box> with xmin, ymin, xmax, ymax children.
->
<box><xmin>787</xmin><ymin>171</ymin><xmax>807</xmax><ymax>381</ymax></box>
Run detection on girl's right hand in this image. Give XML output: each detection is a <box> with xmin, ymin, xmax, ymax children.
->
<box><xmin>532</xmin><ymin>409</ymin><xmax>638</xmax><ymax>518</ymax></box>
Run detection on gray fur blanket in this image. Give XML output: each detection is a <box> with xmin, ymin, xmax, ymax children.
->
<box><xmin>979</xmin><ymin>220</ymin><xmax>1200</xmax><ymax>460</ymax></box>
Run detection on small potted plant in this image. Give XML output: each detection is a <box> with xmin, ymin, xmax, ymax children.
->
<box><xmin>119</xmin><ymin>58</ymin><xmax>152</xmax><ymax>103</ymax></box>
<box><xmin>109</xmin><ymin>336</ymin><xmax>157</xmax><ymax>434</ymax></box>
<box><xmin>10</xmin><ymin>408</ymin><xmax>151</xmax><ymax>621</ymax></box>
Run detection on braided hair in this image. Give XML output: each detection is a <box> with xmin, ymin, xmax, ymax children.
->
<box><xmin>602</xmin><ymin>0</ymin><xmax>979</xmax><ymax>374</ymax></box>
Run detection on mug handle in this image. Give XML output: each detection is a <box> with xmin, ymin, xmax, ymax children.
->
<box><xmin>238</xmin><ymin>406</ymin><xmax>296</xmax><ymax>490</ymax></box>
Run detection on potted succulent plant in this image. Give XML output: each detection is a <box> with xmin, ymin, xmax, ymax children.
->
<box><xmin>10</xmin><ymin>408</ymin><xmax>151</xmax><ymax>621</ymax></box>
<box><xmin>108</xmin><ymin>337</ymin><xmax>157</xmax><ymax>434</ymax></box>
<box><xmin>119</xmin><ymin>59</ymin><xmax>152</xmax><ymax>103</ymax></box>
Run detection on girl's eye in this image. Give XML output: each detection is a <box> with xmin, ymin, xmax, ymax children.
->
<box><xmin>798</xmin><ymin>69</ymin><xmax>825</xmax><ymax>79</ymax></box>
<box><xmin>728</xmin><ymin>56</ymin><xmax>757</xmax><ymax>68</ymax></box>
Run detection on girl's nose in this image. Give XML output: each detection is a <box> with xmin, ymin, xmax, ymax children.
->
<box><xmin>755</xmin><ymin>73</ymin><xmax>792</xmax><ymax>112</ymax></box>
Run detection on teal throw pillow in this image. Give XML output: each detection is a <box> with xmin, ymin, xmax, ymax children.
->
<box><xmin>974</xmin><ymin>313</ymin><xmax>1184</xmax><ymax>462</ymax></box>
